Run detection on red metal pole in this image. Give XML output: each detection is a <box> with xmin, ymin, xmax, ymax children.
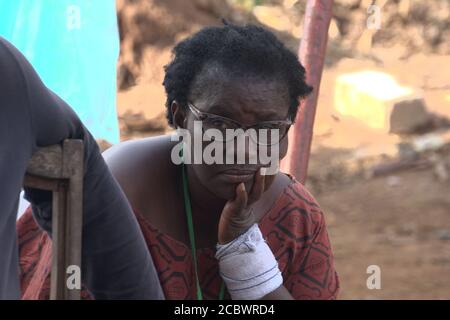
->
<box><xmin>281</xmin><ymin>0</ymin><xmax>334</xmax><ymax>184</ymax></box>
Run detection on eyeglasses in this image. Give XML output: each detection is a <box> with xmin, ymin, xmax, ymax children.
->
<box><xmin>186</xmin><ymin>102</ymin><xmax>292</xmax><ymax>146</ymax></box>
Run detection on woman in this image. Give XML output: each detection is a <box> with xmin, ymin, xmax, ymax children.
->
<box><xmin>18</xmin><ymin>23</ymin><xmax>339</xmax><ymax>300</ymax></box>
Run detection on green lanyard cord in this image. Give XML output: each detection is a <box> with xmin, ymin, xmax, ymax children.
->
<box><xmin>182</xmin><ymin>163</ymin><xmax>225</xmax><ymax>300</ymax></box>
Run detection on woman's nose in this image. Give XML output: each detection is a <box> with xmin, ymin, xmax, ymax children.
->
<box><xmin>224</xmin><ymin>132</ymin><xmax>259</xmax><ymax>165</ymax></box>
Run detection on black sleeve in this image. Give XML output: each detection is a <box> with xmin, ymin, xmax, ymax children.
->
<box><xmin>0</xmin><ymin>37</ymin><xmax>164</xmax><ymax>299</ymax></box>
<box><xmin>0</xmin><ymin>36</ymin><xmax>37</xmax><ymax>299</ymax></box>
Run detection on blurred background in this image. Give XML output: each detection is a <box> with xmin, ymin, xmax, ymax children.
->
<box><xmin>3</xmin><ymin>0</ymin><xmax>450</xmax><ymax>299</ymax></box>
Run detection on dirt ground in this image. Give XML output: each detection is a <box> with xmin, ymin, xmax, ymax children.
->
<box><xmin>310</xmin><ymin>43</ymin><xmax>450</xmax><ymax>300</ymax></box>
<box><xmin>312</xmin><ymin>158</ymin><xmax>450</xmax><ymax>299</ymax></box>
<box><xmin>114</xmin><ymin>0</ymin><xmax>450</xmax><ymax>299</ymax></box>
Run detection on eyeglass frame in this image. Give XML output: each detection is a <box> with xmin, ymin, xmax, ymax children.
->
<box><xmin>185</xmin><ymin>102</ymin><xmax>292</xmax><ymax>145</ymax></box>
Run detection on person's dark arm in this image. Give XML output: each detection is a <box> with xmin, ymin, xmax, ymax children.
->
<box><xmin>0</xmin><ymin>37</ymin><xmax>164</xmax><ymax>299</ymax></box>
<box><xmin>0</xmin><ymin>37</ymin><xmax>41</xmax><ymax>299</ymax></box>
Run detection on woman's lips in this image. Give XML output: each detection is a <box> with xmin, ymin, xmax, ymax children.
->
<box><xmin>218</xmin><ymin>169</ymin><xmax>256</xmax><ymax>184</ymax></box>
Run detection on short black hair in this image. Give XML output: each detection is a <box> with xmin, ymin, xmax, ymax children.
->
<box><xmin>163</xmin><ymin>23</ymin><xmax>313</xmax><ymax>126</ymax></box>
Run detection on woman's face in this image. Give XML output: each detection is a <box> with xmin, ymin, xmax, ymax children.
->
<box><xmin>179</xmin><ymin>69</ymin><xmax>291</xmax><ymax>201</ymax></box>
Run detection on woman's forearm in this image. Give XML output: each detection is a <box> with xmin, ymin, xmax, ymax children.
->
<box><xmin>261</xmin><ymin>285</ymin><xmax>294</xmax><ymax>300</ymax></box>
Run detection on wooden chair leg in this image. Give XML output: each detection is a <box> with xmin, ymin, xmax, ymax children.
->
<box><xmin>50</xmin><ymin>181</ymin><xmax>69</xmax><ymax>299</ymax></box>
<box><xmin>60</xmin><ymin>139</ymin><xmax>84</xmax><ymax>300</ymax></box>
<box><xmin>25</xmin><ymin>139</ymin><xmax>84</xmax><ymax>300</ymax></box>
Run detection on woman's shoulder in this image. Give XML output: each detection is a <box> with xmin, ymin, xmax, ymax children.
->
<box><xmin>102</xmin><ymin>134</ymin><xmax>174</xmax><ymax>172</ymax></box>
<box><xmin>102</xmin><ymin>134</ymin><xmax>176</xmax><ymax>200</ymax></box>
<box><xmin>260</xmin><ymin>174</ymin><xmax>326</xmax><ymax>240</ymax></box>
<box><xmin>266</xmin><ymin>174</ymin><xmax>323</xmax><ymax>214</ymax></box>
<box><xmin>283</xmin><ymin>175</ymin><xmax>323</xmax><ymax>211</ymax></box>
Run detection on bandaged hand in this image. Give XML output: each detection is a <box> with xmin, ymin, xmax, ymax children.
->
<box><xmin>216</xmin><ymin>169</ymin><xmax>282</xmax><ymax>299</ymax></box>
<box><xmin>216</xmin><ymin>224</ymin><xmax>283</xmax><ymax>300</ymax></box>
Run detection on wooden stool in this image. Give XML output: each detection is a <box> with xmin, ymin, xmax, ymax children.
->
<box><xmin>24</xmin><ymin>139</ymin><xmax>84</xmax><ymax>300</ymax></box>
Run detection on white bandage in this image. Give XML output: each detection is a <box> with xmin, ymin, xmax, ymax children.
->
<box><xmin>215</xmin><ymin>224</ymin><xmax>283</xmax><ymax>300</ymax></box>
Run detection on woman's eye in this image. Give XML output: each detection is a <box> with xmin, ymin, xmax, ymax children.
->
<box><xmin>258</xmin><ymin>123</ymin><xmax>278</xmax><ymax>130</ymax></box>
<box><xmin>209</xmin><ymin>118</ymin><xmax>228</xmax><ymax>129</ymax></box>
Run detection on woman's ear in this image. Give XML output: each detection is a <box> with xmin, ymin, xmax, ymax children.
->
<box><xmin>171</xmin><ymin>101</ymin><xmax>187</xmax><ymax>129</ymax></box>
<box><xmin>279</xmin><ymin>133</ymin><xmax>289</xmax><ymax>160</ymax></box>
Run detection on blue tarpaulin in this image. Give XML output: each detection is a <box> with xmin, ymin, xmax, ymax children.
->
<box><xmin>0</xmin><ymin>0</ymin><xmax>120</xmax><ymax>144</ymax></box>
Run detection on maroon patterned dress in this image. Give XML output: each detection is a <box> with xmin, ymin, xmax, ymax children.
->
<box><xmin>17</xmin><ymin>177</ymin><xmax>339</xmax><ymax>300</ymax></box>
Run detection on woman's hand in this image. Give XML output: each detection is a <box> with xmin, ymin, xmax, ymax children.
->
<box><xmin>217</xmin><ymin>169</ymin><xmax>294</xmax><ymax>300</ymax></box>
<box><xmin>218</xmin><ymin>169</ymin><xmax>273</xmax><ymax>244</ymax></box>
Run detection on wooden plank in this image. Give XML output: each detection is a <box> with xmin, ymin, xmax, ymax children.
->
<box><xmin>23</xmin><ymin>174</ymin><xmax>62</xmax><ymax>191</ymax></box>
<box><xmin>26</xmin><ymin>144</ymin><xmax>63</xmax><ymax>179</ymax></box>
<box><xmin>50</xmin><ymin>184</ymin><xmax>68</xmax><ymax>300</ymax></box>
<box><xmin>62</xmin><ymin>139</ymin><xmax>84</xmax><ymax>300</ymax></box>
